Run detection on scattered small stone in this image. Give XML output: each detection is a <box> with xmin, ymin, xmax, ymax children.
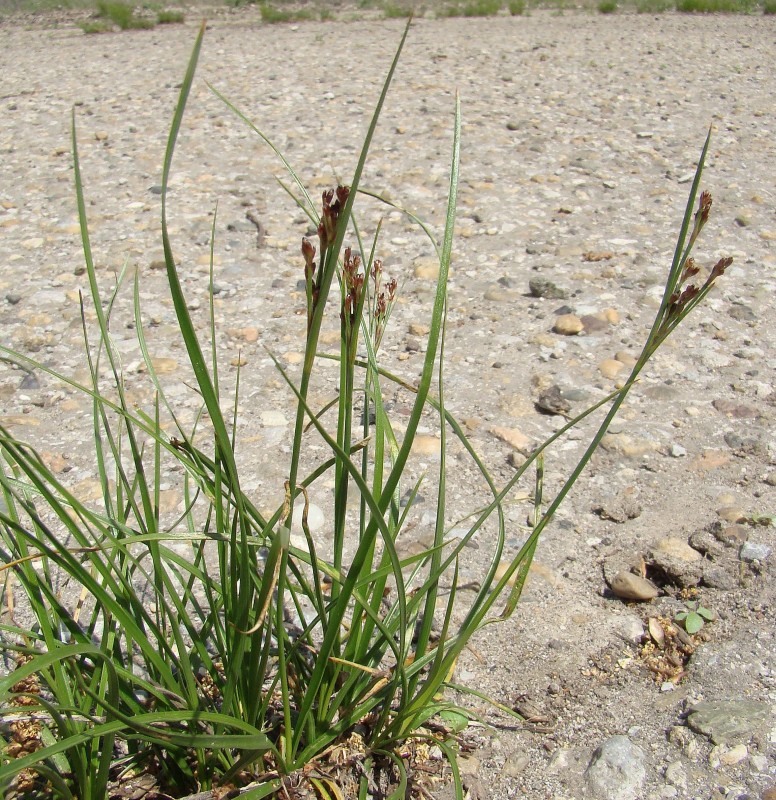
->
<box><xmin>535</xmin><ymin>385</ymin><xmax>570</xmax><ymax>415</ymax></box>
<box><xmin>489</xmin><ymin>425</ymin><xmax>533</xmax><ymax>455</ymax></box>
<box><xmin>528</xmin><ymin>278</ymin><xmax>566</xmax><ymax>299</ymax></box>
<box><xmin>553</xmin><ymin>313</ymin><xmax>583</xmax><ymax>335</ymax></box>
<box><xmin>686</xmin><ymin>700</ymin><xmax>772</xmax><ymax>745</ymax></box>
<box><xmin>734</xmin><ymin>213</ymin><xmax>751</xmax><ymax>227</ymax></box>
<box><xmin>413</xmin><ymin>256</ymin><xmax>439</xmax><ymax>280</ymax></box>
<box><xmin>291</xmin><ymin>502</ymin><xmax>325</xmax><ymax>535</ymax></box>
<box><xmin>597</xmin><ymin>358</ymin><xmax>624</xmax><ymax>381</ymax></box>
<box><xmin>411</xmin><ymin>434</ymin><xmax>440</xmax><ymax>457</ymax></box>
<box><xmin>609</xmin><ymin>571</ymin><xmax>658</xmax><ymax>602</ymax></box>
<box><xmin>710</xmin><ymin>521</ymin><xmax>748</xmax><ymax>547</ymax></box>
<box><xmin>717</xmin><ymin>506</ymin><xmax>746</xmax><ymax>523</ymax></box>
<box><xmin>648</xmin><ymin>538</ymin><xmax>703</xmax><ymax>588</ymax></box>
<box><xmin>593</xmin><ymin>492</ymin><xmax>642</xmax><ymax>523</ymax></box>
<box><xmin>712</xmin><ymin>743</ymin><xmax>748</xmax><ymax>767</ymax></box>
<box><xmin>669</xmin><ymin>444</ymin><xmax>687</xmax><ymax>458</ymax></box>
<box><xmin>739</xmin><ymin>541</ymin><xmax>771</xmax><ymax>563</ymax></box>
<box><xmin>584</xmin><ymin>735</ymin><xmax>647</xmax><ymax>800</ymax></box>
<box><xmin>261</xmin><ymin>410</ymin><xmax>287</xmax><ymax>427</ymax></box>
<box><xmin>408</xmin><ymin>322</ymin><xmax>429</xmax><ymax>336</ymax></box>
<box><xmin>712</xmin><ymin>398</ymin><xmax>760</xmax><ymax>419</ymax></box>
<box><xmin>6</xmin><ymin>292</ymin><xmax>21</xmax><ymax>305</ymax></box>
<box><xmin>580</xmin><ymin>314</ymin><xmax>609</xmax><ymax>334</ymax></box>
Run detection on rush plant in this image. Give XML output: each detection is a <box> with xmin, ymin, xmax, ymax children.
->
<box><xmin>0</xmin><ymin>19</ymin><xmax>730</xmax><ymax>800</ymax></box>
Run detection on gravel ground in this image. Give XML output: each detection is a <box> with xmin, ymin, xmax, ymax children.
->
<box><xmin>1</xmin><ymin>7</ymin><xmax>775</xmax><ymax>799</ymax></box>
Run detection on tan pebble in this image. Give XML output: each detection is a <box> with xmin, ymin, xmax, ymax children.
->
<box><xmin>158</xmin><ymin>489</ymin><xmax>181</xmax><ymax>514</ymax></box>
<box><xmin>230</xmin><ymin>355</ymin><xmax>247</xmax><ymax>367</ymax></box>
<box><xmin>553</xmin><ymin>314</ymin><xmax>583</xmax><ymax>335</ymax></box>
<box><xmin>0</xmin><ymin>415</ymin><xmax>41</xmax><ymax>427</ymax></box>
<box><xmin>615</xmin><ymin>351</ymin><xmax>637</xmax><ymax>366</ymax></box>
<box><xmin>494</xmin><ymin>559</ymin><xmax>560</xmax><ymax>588</ymax></box>
<box><xmin>609</xmin><ymin>571</ymin><xmax>659</xmax><ymax>601</ymax></box>
<box><xmin>65</xmin><ymin>290</ymin><xmax>81</xmax><ymax>303</ymax></box>
<box><xmin>413</xmin><ymin>256</ymin><xmax>439</xmax><ymax>280</ymax></box>
<box><xmin>489</xmin><ymin>425</ymin><xmax>533</xmax><ymax>455</ymax></box>
<box><xmin>229</xmin><ymin>327</ymin><xmax>259</xmax><ymax>343</ymax></box>
<box><xmin>284</xmin><ymin>352</ymin><xmax>304</xmax><ymax>365</ymax></box>
<box><xmin>719</xmin><ymin>744</ymin><xmax>748</xmax><ymax>766</ymax></box>
<box><xmin>151</xmin><ymin>357</ymin><xmax>177</xmax><ymax>375</ymax></box>
<box><xmin>759</xmin><ymin>230</ymin><xmax>776</xmax><ymax>241</ymax></box>
<box><xmin>716</xmin><ymin>492</ymin><xmax>737</xmax><ymax>506</ymax></box>
<box><xmin>532</xmin><ymin>333</ymin><xmax>556</xmax><ymax>347</ymax></box>
<box><xmin>319</xmin><ymin>329</ymin><xmax>340</xmax><ymax>345</ymax></box>
<box><xmin>462</xmin><ymin>417</ymin><xmax>481</xmax><ymax>431</ymax></box>
<box><xmin>654</xmin><ymin>537</ymin><xmax>702</xmax><ymax>562</ymax></box>
<box><xmin>717</xmin><ymin>506</ymin><xmax>746</xmax><ymax>523</ymax></box>
<box><xmin>690</xmin><ymin>450</ymin><xmax>730</xmax><ymax>471</ymax></box>
<box><xmin>72</xmin><ymin>478</ymin><xmax>105</xmax><ymax>502</ymax></box>
<box><xmin>95</xmin><ymin>131</ymin><xmax>109</xmax><ymax>141</ymax></box>
<box><xmin>599</xmin><ymin>307</ymin><xmax>620</xmax><ymax>324</ymax></box>
<box><xmin>411</xmin><ymin>434</ymin><xmax>440</xmax><ymax>457</ymax></box>
<box><xmin>21</xmin><ymin>237</ymin><xmax>45</xmax><ymax>249</ymax></box>
<box><xmin>41</xmin><ymin>452</ymin><xmax>69</xmax><ymax>473</ymax></box>
<box><xmin>409</xmin><ymin>322</ymin><xmax>430</xmax><ymax>336</ymax></box>
<box><xmin>599</xmin><ymin>358</ymin><xmax>625</xmax><ymax>379</ymax></box>
<box><xmin>398</xmin><ymin>352</ymin><xmax>410</xmax><ymax>361</ymax></box>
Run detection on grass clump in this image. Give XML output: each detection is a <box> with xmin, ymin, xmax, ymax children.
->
<box><xmin>598</xmin><ymin>0</ymin><xmax>617</xmax><ymax>10</ymax></box>
<box><xmin>80</xmin><ymin>18</ymin><xmax>112</xmax><ymax>31</ymax></box>
<box><xmin>636</xmin><ymin>0</ymin><xmax>671</xmax><ymax>11</ymax></box>
<box><xmin>0</xmin><ymin>18</ymin><xmax>734</xmax><ymax>800</ymax></box>
<box><xmin>762</xmin><ymin>0</ymin><xmax>776</xmax><ymax>11</ymax></box>
<box><xmin>157</xmin><ymin>8</ymin><xmax>184</xmax><ymax>22</ymax></box>
<box><xmin>676</xmin><ymin>0</ymin><xmax>754</xmax><ymax>10</ymax></box>
<box><xmin>384</xmin><ymin>1</ymin><xmax>414</xmax><ymax>16</ymax></box>
<box><xmin>95</xmin><ymin>0</ymin><xmax>155</xmax><ymax>28</ymax></box>
<box><xmin>508</xmin><ymin>0</ymin><xmax>526</xmax><ymax>13</ymax></box>
<box><xmin>441</xmin><ymin>0</ymin><xmax>501</xmax><ymax>15</ymax></box>
<box><xmin>259</xmin><ymin>2</ymin><xmax>314</xmax><ymax>22</ymax></box>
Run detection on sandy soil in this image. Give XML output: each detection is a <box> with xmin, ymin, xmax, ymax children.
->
<box><xmin>0</xmin><ymin>6</ymin><xmax>775</xmax><ymax>799</ymax></box>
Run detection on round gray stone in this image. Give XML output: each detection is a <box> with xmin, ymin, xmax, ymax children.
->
<box><xmin>584</xmin><ymin>735</ymin><xmax>647</xmax><ymax>800</ymax></box>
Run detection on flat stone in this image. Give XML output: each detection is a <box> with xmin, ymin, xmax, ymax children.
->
<box><xmin>686</xmin><ymin>701</ymin><xmax>772</xmax><ymax>745</ymax></box>
<box><xmin>291</xmin><ymin>501</ymin><xmax>325</xmax><ymax>535</ymax></box>
<box><xmin>653</xmin><ymin>537</ymin><xmax>702</xmax><ymax>562</ymax></box>
<box><xmin>489</xmin><ymin>425</ymin><xmax>533</xmax><ymax>455</ymax></box>
<box><xmin>553</xmin><ymin>313</ymin><xmax>583</xmax><ymax>335</ymax></box>
<box><xmin>739</xmin><ymin>541</ymin><xmax>771</xmax><ymax>562</ymax></box>
<box><xmin>585</xmin><ymin>735</ymin><xmax>647</xmax><ymax>800</ymax></box>
<box><xmin>411</xmin><ymin>434</ymin><xmax>440</xmax><ymax>457</ymax></box>
<box><xmin>609</xmin><ymin>571</ymin><xmax>658</xmax><ymax>602</ymax></box>
<box><xmin>599</xmin><ymin>358</ymin><xmax>625</xmax><ymax>379</ymax></box>
<box><xmin>413</xmin><ymin>256</ymin><xmax>439</xmax><ymax>280</ymax></box>
<box><xmin>529</xmin><ymin>278</ymin><xmax>566</xmax><ymax>299</ymax></box>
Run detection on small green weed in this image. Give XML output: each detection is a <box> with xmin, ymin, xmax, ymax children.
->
<box><xmin>763</xmin><ymin>0</ymin><xmax>776</xmax><ymax>13</ymax></box>
<box><xmin>508</xmin><ymin>0</ymin><xmax>525</xmax><ymax>13</ymax></box>
<box><xmin>598</xmin><ymin>0</ymin><xmax>617</xmax><ymax>11</ymax></box>
<box><xmin>157</xmin><ymin>8</ymin><xmax>184</xmax><ymax>23</ymax></box>
<box><xmin>675</xmin><ymin>601</ymin><xmax>716</xmax><ymax>634</ymax></box>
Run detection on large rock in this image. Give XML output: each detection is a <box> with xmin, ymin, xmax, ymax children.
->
<box><xmin>584</xmin><ymin>735</ymin><xmax>647</xmax><ymax>800</ymax></box>
<box><xmin>686</xmin><ymin>700</ymin><xmax>772</xmax><ymax>745</ymax></box>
